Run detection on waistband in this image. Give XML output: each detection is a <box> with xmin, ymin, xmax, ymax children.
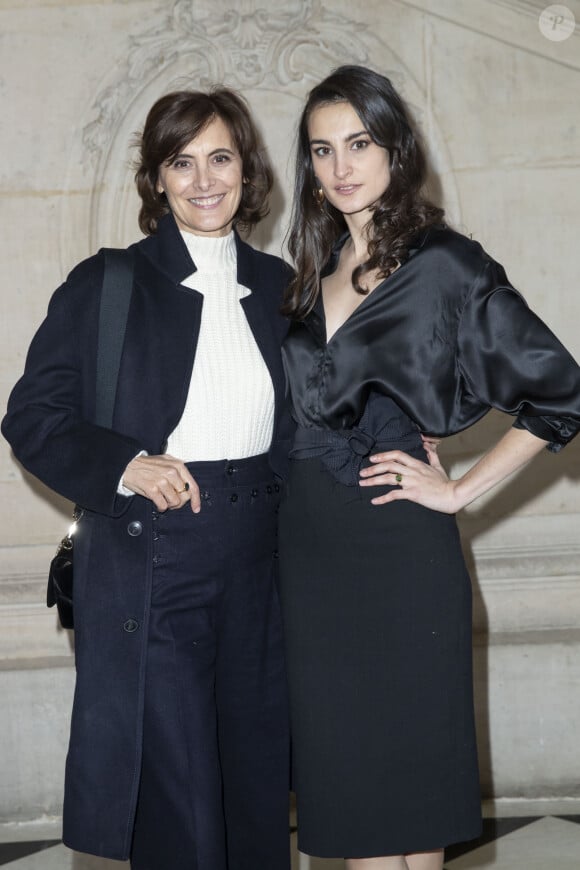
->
<box><xmin>184</xmin><ymin>453</ymin><xmax>274</xmax><ymax>487</ymax></box>
<box><xmin>289</xmin><ymin>425</ymin><xmax>424</xmax><ymax>487</ymax></box>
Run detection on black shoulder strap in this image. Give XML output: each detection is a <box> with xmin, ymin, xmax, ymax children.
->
<box><xmin>95</xmin><ymin>248</ymin><xmax>134</xmax><ymax>428</ymax></box>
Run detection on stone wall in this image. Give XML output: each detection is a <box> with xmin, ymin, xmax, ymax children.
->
<box><xmin>1</xmin><ymin>0</ymin><xmax>579</xmax><ymax>827</ymax></box>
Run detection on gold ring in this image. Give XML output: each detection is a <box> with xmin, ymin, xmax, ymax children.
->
<box><xmin>177</xmin><ymin>482</ymin><xmax>190</xmax><ymax>494</ymax></box>
<box><xmin>395</xmin><ymin>473</ymin><xmax>403</xmax><ymax>484</ymax></box>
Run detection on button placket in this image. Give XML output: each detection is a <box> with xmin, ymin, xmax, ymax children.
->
<box><xmin>152</xmin><ymin>509</ymin><xmax>164</xmax><ymax>567</ymax></box>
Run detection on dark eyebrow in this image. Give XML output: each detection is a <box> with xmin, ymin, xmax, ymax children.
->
<box><xmin>172</xmin><ymin>147</ymin><xmax>237</xmax><ymax>160</ymax></box>
<box><xmin>309</xmin><ymin>130</ymin><xmax>369</xmax><ymax>146</ymax></box>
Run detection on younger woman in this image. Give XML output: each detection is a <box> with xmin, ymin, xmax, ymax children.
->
<box><xmin>279</xmin><ymin>65</ymin><xmax>580</xmax><ymax>870</ymax></box>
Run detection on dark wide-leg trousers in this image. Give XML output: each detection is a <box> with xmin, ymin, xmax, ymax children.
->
<box><xmin>130</xmin><ymin>455</ymin><xmax>290</xmax><ymax>870</ymax></box>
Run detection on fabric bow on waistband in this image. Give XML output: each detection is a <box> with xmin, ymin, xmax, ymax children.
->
<box><xmin>289</xmin><ymin>426</ymin><xmax>378</xmax><ymax>486</ymax></box>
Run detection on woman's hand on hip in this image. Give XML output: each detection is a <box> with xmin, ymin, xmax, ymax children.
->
<box><xmin>121</xmin><ymin>454</ymin><xmax>201</xmax><ymax>513</ymax></box>
<box><xmin>360</xmin><ymin>427</ymin><xmax>549</xmax><ymax>514</ymax></box>
<box><xmin>359</xmin><ymin>448</ymin><xmax>460</xmax><ymax>514</ymax></box>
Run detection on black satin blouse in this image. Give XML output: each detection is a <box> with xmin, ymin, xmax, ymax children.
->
<box><xmin>282</xmin><ymin>226</ymin><xmax>580</xmax><ymax>452</ymax></box>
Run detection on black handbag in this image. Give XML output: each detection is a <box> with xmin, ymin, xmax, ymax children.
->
<box><xmin>47</xmin><ymin>507</ymin><xmax>83</xmax><ymax>629</ymax></box>
<box><xmin>47</xmin><ymin>248</ymin><xmax>134</xmax><ymax>628</ymax></box>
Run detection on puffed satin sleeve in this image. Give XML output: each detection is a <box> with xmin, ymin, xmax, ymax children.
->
<box><xmin>457</xmin><ymin>259</ymin><xmax>580</xmax><ymax>451</ymax></box>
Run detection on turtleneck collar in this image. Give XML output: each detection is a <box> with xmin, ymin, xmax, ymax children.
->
<box><xmin>180</xmin><ymin>230</ymin><xmax>237</xmax><ymax>273</ymax></box>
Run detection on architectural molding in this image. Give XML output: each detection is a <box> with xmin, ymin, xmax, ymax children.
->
<box><xmin>59</xmin><ymin>0</ymin><xmax>460</xmax><ymax>267</ymax></box>
<box><xmin>490</xmin><ymin>0</ymin><xmax>577</xmax><ymax>31</ymax></box>
<box><xmin>2</xmin><ymin>531</ymin><xmax>579</xmax><ymax>662</ymax></box>
<box><xmin>395</xmin><ymin>0</ymin><xmax>580</xmax><ymax>70</ymax></box>
<box><xmin>471</xmin><ymin>543</ymin><xmax>580</xmax><ymax>584</ymax></box>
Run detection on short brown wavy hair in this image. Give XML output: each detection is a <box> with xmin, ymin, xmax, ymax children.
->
<box><xmin>135</xmin><ymin>88</ymin><xmax>273</xmax><ymax>235</ymax></box>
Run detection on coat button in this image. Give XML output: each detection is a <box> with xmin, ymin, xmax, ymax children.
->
<box><xmin>230</xmin><ymin>493</ymin><xmax>238</xmax><ymax>503</ymax></box>
<box><xmin>127</xmin><ymin>521</ymin><xmax>142</xmax><ymax>537</ymax></box>
<box><xmin>266</xmin><ymin>485</ymin><xmax>273</xmax><ymax>494</ymax></box>
<box><xmin>274</xmin><ymin>483</ymin><xmax>280</xmax><ymax>492</ymax></box>
<box><xmin>251</xmin><ymin>488</ymin><xmax>259</xmax><ymax>497</ymax></box>
<box><xmin>123</xmin><ymin>618</ymin><xmax>139</xmax><ymax>633</ymax></box>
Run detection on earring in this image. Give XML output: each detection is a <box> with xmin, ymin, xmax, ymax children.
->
<box><xmin>313</xmin><ymin>186</ymin><xmax>325</xmax><ymax>208</ymax></box>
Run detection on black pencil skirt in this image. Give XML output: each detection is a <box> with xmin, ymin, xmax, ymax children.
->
<box><xmin>278</xmin><ymin>457</ymin><xmax>482</xmax><ymax>859</ymax></box>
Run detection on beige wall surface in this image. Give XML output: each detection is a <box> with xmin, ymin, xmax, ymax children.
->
<box><xmin>1</xmin><ymin>0</ymin><xmax>579</xmax><ymax>829</ymax></box>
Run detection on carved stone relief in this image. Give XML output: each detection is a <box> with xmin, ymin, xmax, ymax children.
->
<box><xmin>59</xmin><ymin>0</ymin><xmax>460</xmax><ymax>267</ymax></box>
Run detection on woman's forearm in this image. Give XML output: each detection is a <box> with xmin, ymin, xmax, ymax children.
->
<box><xmin>362</xmin><ymin>425</ymin><xmax>550</xmax><ymax>513</ymax></box>
<box><xmin>451</xmin><ymin>426</ymin><xmax>548</xmax><ymax>511</ymax></box>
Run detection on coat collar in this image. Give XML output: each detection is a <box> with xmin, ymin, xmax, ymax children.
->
<box><xmin>137</xmin><ymin>212</ymin><xmax>259</xmax><ymax>291</ymax></box>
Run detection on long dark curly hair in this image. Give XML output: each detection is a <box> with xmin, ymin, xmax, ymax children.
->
<box><xmin>135</xmin><ymin>88</ymin><xmax>272</xmax><ymax>236</ymax></box>
<box><xmin>283</xmin><ymin>65</ymin><xmax>444</xmax><ymax>318</ymax></box>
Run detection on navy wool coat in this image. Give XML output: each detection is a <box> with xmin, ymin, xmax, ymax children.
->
<box><xmin>2</xmin><ymin>213</ymin><xmax>294</xmax><ymax>859</ymax></box>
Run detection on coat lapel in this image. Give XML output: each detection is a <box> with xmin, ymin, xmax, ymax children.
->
<box><xmin>114</xmin><ymin>215</ymin><xmax>204</xmax><ymax>449</ymax></box>
<box><xmin>138</xmin><ymin>212</ymin><xmax>196</xmax><ymax>286</ymax></box>
<box><xmin>118</xmin><ymin>215</ymin><xmax>287</xmax><ymax>448</ymax></box>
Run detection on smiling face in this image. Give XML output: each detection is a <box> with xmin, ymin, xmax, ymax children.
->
<box><xmin>308</xmin><ymin>101</ymin><xmax>391</xmax><ymax>226</ymax></box>
<box><xmin>156</xmin><ymin>115</ymin><xmax>243</xmax><ymax>237</ymax></box>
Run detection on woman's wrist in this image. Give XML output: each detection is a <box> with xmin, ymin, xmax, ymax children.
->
<box><xmin>446</xmin><ymin>478</ymin><xmax>468</xmax><ymax>514</ymax></box>
<box><xmin>446</xmin><ymin>478</ymin><xmax>472</xmax><ymax>514</ymax></box>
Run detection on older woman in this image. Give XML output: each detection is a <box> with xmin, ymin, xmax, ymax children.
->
<box><xmin>2</xmin><ymin>88</ymin><xmax>293</xmax><ymax>870</ymax></box>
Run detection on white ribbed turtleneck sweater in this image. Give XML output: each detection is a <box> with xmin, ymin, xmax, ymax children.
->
<box><xmin>164</xmin><ymin>231</ymin><xmax>275</xmax><ymax>461</ymax></box>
